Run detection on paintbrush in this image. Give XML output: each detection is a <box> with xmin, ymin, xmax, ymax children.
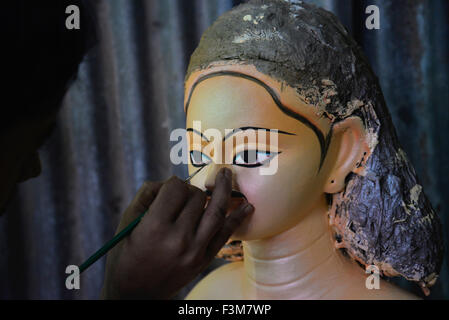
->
<box><xmin>78</xmin><ymin>166</ymin><xmax>206</xmax><ymax>274</ymax></box>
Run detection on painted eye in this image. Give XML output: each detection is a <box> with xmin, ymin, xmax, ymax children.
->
<box><xmin>190</xmin><ymin>150</ymin><xmax>212</xmax><ymax>167</ymax></box>
<box><xmin>233</xmin><ymin>150</ymin><xmax>279</xmax><ymax>168</ymax></box>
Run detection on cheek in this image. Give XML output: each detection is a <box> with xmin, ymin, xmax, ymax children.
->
<box><xmin>233</xmin><ymin>148</ymin><xmax>323</xmax><ymax>239</ymax></box>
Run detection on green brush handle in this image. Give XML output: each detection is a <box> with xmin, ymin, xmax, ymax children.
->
<box><xmin>79</xmin><ymin>211</ymin><xmax>146</xmax><ymax>274</ymax></box>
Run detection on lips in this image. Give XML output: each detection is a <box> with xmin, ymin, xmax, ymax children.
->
<box><xmin>205</xmin><ymin>189</ymin><xmax>247</xmax><ymax>216</ymax></box>
<box><xmin>205</xmin><ymin>189</ymin><xmax>247</xmax><ymax>200</ymax></box>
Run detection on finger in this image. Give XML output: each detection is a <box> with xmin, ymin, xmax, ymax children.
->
<box><xmin>146</xmin><ymin>176</ymin><xmax>190</xmax><ymax>223</ymax></box>
<box><xmin>206</xmin><ymin>202</ymin><xmax>254</xmax><ymax>258</ymax></box>
<box><xmin>195</xmin><ymin>168</ymin><xmax>232</xmax><ymax>244</ymax></box>
<box><xmin>175</xmin><ymin>185</ymin><xmax>207</xmax><ymax>232</ymax></box>
<box><xmin>117</xmin><ymin>181</ymin><xmax>163</xmax><ymax>232</ymax></box>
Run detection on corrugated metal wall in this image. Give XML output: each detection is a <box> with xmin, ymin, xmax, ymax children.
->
<box><xmin>0</xmin><ymin>0</ymin><xmax>447</xmax><ymax>299</ymax></box>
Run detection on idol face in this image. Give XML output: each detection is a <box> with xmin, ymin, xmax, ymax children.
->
<box><xmin>185</xmin><ymin>66</ymin><xmax>337</xmax><ymax>241</ymax></box>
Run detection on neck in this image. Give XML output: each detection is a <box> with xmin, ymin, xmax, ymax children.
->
<box><xmin>242</xmin><ymin>196</ymin><xmax>359</xmax><ymax>299</ymax></box>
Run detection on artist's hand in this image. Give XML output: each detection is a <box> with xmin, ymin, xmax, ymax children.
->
<box><xmin>101</xmin><ymin>168</ymin><xmax>253</xmax><ymax>299</ymax></box>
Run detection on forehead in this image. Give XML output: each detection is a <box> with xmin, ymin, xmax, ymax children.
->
<box><xmin>187</xmin><ymin>75</ymin><xmax>313</xmax><ymax>134</ymax></box>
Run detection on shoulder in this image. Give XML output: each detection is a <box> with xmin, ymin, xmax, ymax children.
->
<box><xmin>186</xmin><ymin>261</ymin><xmax>244</xmax><ymax>300</ymax></box>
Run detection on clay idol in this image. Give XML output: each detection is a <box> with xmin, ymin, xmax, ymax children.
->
<box><xmin>183</xmin><ymin>0</ymin><xmax>443</xmax><ymax>299</ymax></box>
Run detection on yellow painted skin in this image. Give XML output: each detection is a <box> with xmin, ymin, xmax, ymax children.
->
<box><xmin>184</xmin><ymin>63</ymin><xmax>419</xmax><ymax>300</ymax></box>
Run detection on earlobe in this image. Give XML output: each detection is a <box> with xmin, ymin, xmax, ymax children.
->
<box><xmin>324</xmin><ymin>117</ymin><xmax>368</xmax><ymax>194</ymax></box>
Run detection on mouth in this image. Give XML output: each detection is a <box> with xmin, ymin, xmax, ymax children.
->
<box><xmin>205</xmin><ymin>189</ymin><xmax>247</xmax><ymax>200</ymax></box>
<box><xmin>205</xmin><ymin>189</ymin><xmax>247</xmax><ymax>216</ymax></box>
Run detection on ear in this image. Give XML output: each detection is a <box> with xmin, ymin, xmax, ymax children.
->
<box><xmin>323</xmin><ymin>116</ymin><xmax>368</xmax><ymax>194</ymax></box>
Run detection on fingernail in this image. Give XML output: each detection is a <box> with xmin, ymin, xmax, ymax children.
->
<box><xmin>243</xmin><ymin>203</ymin><xmax>254</xmax><ymax>214</ymax></box>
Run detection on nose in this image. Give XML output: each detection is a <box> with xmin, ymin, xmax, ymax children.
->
<box><xmin>18</xmin><ymin>152</ymin><xmax>42</xmax><ymax>183</ymax></box>
<box><xmin>204</xmin><ymin>164</ymin><xmax>236</xmax><ymax>192</ymax></box>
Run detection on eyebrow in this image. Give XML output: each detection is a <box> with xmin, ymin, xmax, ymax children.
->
<box><xmin>223</xmin><ymin>127</ymin><xmax>296</xmax><ymax>141</ymax></box>
<box><xmin>186</xmin><ymin>128</ymin><xmax>210</xmax><ymax>142</ymax></box>
<box><xmin>185</xmin><ymin>71</ymin><xmax>331</xmax><ymax>170</ymax></box>
<box><xmin>186</xmin><ymin>126</ymin><xmax>296</xmax><ymax>143</ymax></box>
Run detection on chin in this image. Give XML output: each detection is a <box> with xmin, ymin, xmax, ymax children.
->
<box><xmin>230</xmin><ymin>217</ymin><xmax>276</xmax><ymax>241</ymax></box>
<box><xmin>228</xmin><ymin>213</ymin><xmax>257</xmax><ymax>240</ymax></box>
